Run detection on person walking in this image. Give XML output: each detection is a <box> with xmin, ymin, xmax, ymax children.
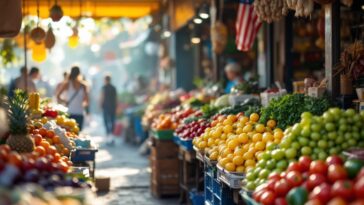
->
<box><xmin>100</xmin><ymin>75</ymin><xmax>117</xmax><ymax>144</ymax></box>
<box><xmin>8</xmin><ymin>66</ymin><xmax>36</xmax><ymax>96</ymax></box>
<box><xmin>57</xmin><ymin>66</ymin><xmax>89</xmax><ymax>131</ymax></box>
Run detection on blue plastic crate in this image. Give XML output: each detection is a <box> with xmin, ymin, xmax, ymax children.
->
<box><xmin>70</xmin><ymin>148</ymin><xmax>98</xmax><ymax>162</ymax></box>
<box><xmin>180</xmin><ymin>138</ymin><xmax>193</xmax><ymax>151</ymax></box>
<box><xmin>212</xmin><ymin>179</ymin><xmax>222</xmax><ymax>198</ymax></box>
<box><xmin>190</xmin><ymin>191</ymin><xmax>204</xmax><ymax>205</ymax></box>
<box><xmin>173</xmin><ymin>135</ymin><xmax>181</xmax><ymax>145</ymax></box>
<box><xmin>205</xmin><ymin>163</ymin><xmax>217</xmax><ymax>178</ymax></box>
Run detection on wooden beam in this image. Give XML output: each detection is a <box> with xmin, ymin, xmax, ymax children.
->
<box><xmin>324</xmin><ymin>2</ymin><xmax>340</xmax><ymax>97</ymax></box>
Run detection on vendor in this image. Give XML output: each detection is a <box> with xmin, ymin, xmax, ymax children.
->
<box><xmin>224</xmin><ymin>62</ymin><xmax>243</xmax><ymax>93</ymax></box>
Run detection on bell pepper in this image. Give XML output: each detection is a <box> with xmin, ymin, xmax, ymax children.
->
<box><xmin>286</xmin><ymin>187</ymin><xmax>308</xmax><ymax>205</ymax></box>
<box><xmin>43</xmin><ymin>109</ymin><xmax>58</xmax><ymax>118</ymax></box>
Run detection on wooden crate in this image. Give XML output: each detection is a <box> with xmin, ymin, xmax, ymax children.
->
<box><xmin>151</xmin><ymin>180</ymin><xmax>179</xmax><ymax>198</ymax></box>
<box><xmin>149</xmin><ymin>138</ymin><xmax>178</xmax><ymax>159</ymax></box>
<box><xmin>150</xmin><ymin>157</ymin><xmax>179</xmax><ymax>185</ymax></box>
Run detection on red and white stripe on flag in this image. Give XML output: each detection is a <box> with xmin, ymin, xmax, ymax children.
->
<box><xmin>235</xmin><ymin>2</ymin><xmax>262</xmax><ymax>51</ymax></box>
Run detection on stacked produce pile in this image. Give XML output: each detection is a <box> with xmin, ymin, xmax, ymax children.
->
<box><xmin>244</xmin><ymin>108</ymin><xmax>364</xmax><ymax>190</ymax></box>
<box><xmin>0</xmin><ymin>91</ymin><xmax>92</xmax><ymax>204</ymax></box>
<box><xmin>151</xmin><ymin>107</ymin><xmax>199</xmax><ymax>131</ymax></box>
<box><xmin>252</xmin><ymin>155</ymin><xmax>364</xmax><ymax>205</ymax></box>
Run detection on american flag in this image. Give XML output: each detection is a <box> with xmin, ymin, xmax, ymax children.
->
<box><xmin>235</xmin><ymin>0</ymin><xmax>262</xmax><ymax>51</ymax></box>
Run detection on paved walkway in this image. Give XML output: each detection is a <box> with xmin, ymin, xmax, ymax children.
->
<box><xmin>83</xmin><ymin>116</ymin><xmax>179</xmax><ymax>205</ymax></box>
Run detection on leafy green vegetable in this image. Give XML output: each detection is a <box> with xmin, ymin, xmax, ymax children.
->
<box><xmin>201</xmin><ymin>104</ymin><xmax>221</xmax><ymax>118</ymax></box>
<box><xmin>259</xmin><ymin>94</ymin><xmax>331</xmax><ymax>129</ymax></box>
<box><xmin>218</xmin><ymin>98</ymin><xmax>261</xmax><ymax>115</ymax></box>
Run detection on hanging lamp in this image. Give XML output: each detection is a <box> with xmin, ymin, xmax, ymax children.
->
<box><xmin>32</xmin><ymin>43</ymin><xmax>47</xmax><ymax>62</ymax></box>
<box><xmin>30</xmin><ymin>0</ymin><xmax>46</xmax><ymax>44</ymax></box>
<box><xmin>68</xmin><ymin>0</ymin><xmax>81</xmax><ymax>49</ymax></box>
<box><xmin>50</xmin><ymin>0</ymin><xmax>63</xmax><ymax>22</ymax></box>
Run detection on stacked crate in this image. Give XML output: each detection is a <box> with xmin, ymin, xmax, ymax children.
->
<box><xmin>150</xmin><ymin>137</ymin><xmax>180</xmax><ymax>198</ymax></box>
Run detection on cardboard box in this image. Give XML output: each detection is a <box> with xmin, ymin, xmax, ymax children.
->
<box><xmin>95</xmin><ymin>177</ymin><xmax>110</xmax><ymax>192</ymax></box>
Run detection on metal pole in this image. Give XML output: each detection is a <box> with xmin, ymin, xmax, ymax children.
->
<box><xmin>324</xmin><ymin>2</ymin><xmax>340</xmax><ymax>98</ymax></box>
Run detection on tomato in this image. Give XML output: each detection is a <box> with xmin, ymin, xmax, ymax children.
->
<box><xmin>21</xmin><ymin>158</ymin><xmax>35</xmax><ymax>172</ymax></box>
<box><xmin>356</xmin><ymin>168</ymin><xmax>364</xmax><ymax>181</ymax></box>
<box><xmin>274</xmin><ymin>198</ymin><xmax>287</xmax><ymax>205</ymax></box>
<box><xmin>53</xmin><ymin>153</ymin><xmax>61</xmax><ymax>163</ymax></box>
<box><xmin>260</xmin><ymin>191</ymin><xmax>276</xmax><ymax>205</ymax></box>
<box><xmin>32</xmin><ymin>134</ymin><xmax>43</xmax><ymax>146</ymax></box>
<box><xmin>269</xmin><ymin>172</ymin><xmax>282</xmax><ymax>181</ymax></box>
<box><xmin>350</xmin><ymin>199</ymin><xmax>364</xmax><ymax>205</ymax></box>
<box><xmin>326</xmin><ymin>155</ymin><xmax>343</xmax><ymax>166</ymax></box>
<box><xmin>274</xmin><ymin>179</ymin><xmax>291</xmax><ymax>197</ymax></box>
<box><xmin>266</xmin><ymin>179</ymin><xmax>277</xmax><ymax>190</ymax></box>
<box><xmin>52</xmin><ymin>135</ymin><xmax>61</xmax><ymax>144</ymax></box>
<box><xmin>310</xmin><ymin>160</ymin><xmax>328</xmax><ymax>175</ymax></box>
<box><xmin>0</xmin><ymin>149</ymin><xmax>9</xmax><ymax>161</ymax></box>
<box><xmin>40</xmin><ymin>141</ymin><xmax>50</xmax><ymax>149</ymax></box>
<box><xmin>32</xmin><ymin>129</ymin><xmax>40</xmax><ymax>135</ymax></box>
<box><xmin>309</xmin><ymin>183</ymin><xmax>332</xmax><ymax>204</ymax></box>
<box><xmin>305</xmin><ymin>199</ymin><xmax>323</xmax><ymax>205</ymax></box>
<box><xmin>39</xmin><ymin>128</ymin><xmax>48</xmax><ymax>137</ymax></box>
<box><xmin>34</xmin><ymin>146</ymin><xmax>46</xmax><ymax>156</ymax></box>
<box><xmin>58</xmin><ymin>161</ymin><xmax>69</xmax><ymax>173</ymax></box>
<box><xmin>0</xmin><ymin>145</ymin><xmax>11</xmax><ymax>153</ymax></box>
<box><xmin>280</xmin><ymin>172</ymin><xmax>287</xmax><ymax>179</ymax></box>
<box><xmin>286</xmin><ymin>171</ymin><xmax>303</xmax><ymax>187</ymax></box>
<box><xmin>299</xmin><ymin>156</ymin><xmax>312</xmax><ymax>172</ymax></box>
<box><xmin>46</xmin><ymin>130</ymin><xmax>55</xmax><ymax>138</ymax></box>
<box><xmin>287</xmin><ymin>162</ymin><xmax>303</xmax><ymax>172</ymax></box>
<box><xmin>327</xmin><ymin>197</ymin><xmax>348</xmax><ymax>205</ymax></box>
<box><xmin>354</xmin><ymin>178</ymin><xmax>364</xmax><ymax>199</ymax></box>
<box><xmin>47</xmin><ymin>146</ymin><xmax>57</xmax><ymax>155</ymax></box>
<box><xmin>332</xmin><ymin>180</ymin><xmax>354</xmax><ymax>201</ymax></box>
<box><xmin>307</xmin><ymin>174</ymin><xmax>327</xmax><ymax>191</ymax></box>
<box><xmin>328</xmin><ymin>164</ymin><xmax>348</xmax><ymax>183</ymax></box>
<box><xmin>253</xmin><ymin>189</ymin><xmax>265</xmax><ymax>202</ymax></box>
<box><xmin>8</xmin><ymin>152</ymin><xmax>22</xmax><ymax>167</ymax></box>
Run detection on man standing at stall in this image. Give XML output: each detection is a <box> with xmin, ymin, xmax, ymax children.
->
<box><xmin>224</xmin><ymin>62</ymin><xmax>243</xmax><ymax>93</ymax></box>
<box><xmin>100</xmin><ymin>75</ymin><xmax>117</xmax><ymax>145</ymax></box>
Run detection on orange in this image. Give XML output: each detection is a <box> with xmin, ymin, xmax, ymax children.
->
<box><xmin>249</xmin><ymin>113</ymin><xmax>260</xmax><ymax>122</ymax></box>
<box><xmin>53</xmin><ymin>153</ymin><xmax>61</xmax><ymax>162</ymax></box>
<box><xmin>255</xmin><ymin>124</ymin><xmax>265</xmax><ymax>133</ymax></box>
<box><xmin>8</xmin><ymin>152</ymin><xmax>22</xmax><ymax>167</ymax></box>
<box><xmin>267</xmin><ymin>120</ymin><xmax>277</xmax><ymax>129</ymax></box>
<box><xmin>47</xmin><ymin>146</ymin><xmax>57</xmax><ymax>155</ymax></box>
<box><xmin>219</xmin><ymin>158</ymin><xmax>230</xmax><ymax>167</ymax></box>
<box><xmin>62</xmin><ymin>148</ymin><xmax>70</xmax><ymax>156</ymax></box>
<box><xmin>225</xmin><ymin>162</ymin><xmax>236</xmax><ymax>172</ymax></box>
<box><xmin>232</xmin><ymin>156</ymin><xmax>244</xmax><ymax>166</ymax></box>
<box><xmin>237</xmin><ymin>133</ymin><xmax>249</xmax><ymax>144</ymax></box>
<box><xmin>236</xmin><ymin>166</ymin><xmax>245</xmax><ymax>173</ymax></box>
<box><xmin>40</xmin><ymin>141</ymin><xmax>50</xmax><ymax>149</ymax></box>
<box><xmin>34</xmin><ymin>146</ymin><xmax>46</xmax><ymax>156</ymax></box>
<box><xmin>39</xmin><ymin>128</ymin><xmax>47</xmax><ymax>137</ymax></box>
<box><xmin>262</xmin><ymin>133</ymin><xmax>274</xmax><ymax>143</ymax></box>
<box><xmin>255</xmin><ymin>142</ymin><xmax>266</xmax><ymax>151</ymax></box>
<box><xmin>32</xmin><ymin>129</ymin><xmax>40</xmax><ymax>135</ymax></box>
<box><xmin>52</xmin><ymin>135</ymin><xmax>61</xmax><ymax>144</ymax></box>
<box><xmin>46</xmin><ymin>130</ymin><xmax>55</xmax><ymax>138</ymax></box>
<box><xmin>252</xmin><ymin>133</ymin><xmax>263</xmax><ymax>142</ymax></box>
<box><xmin>33</xmin><ymin>134</ymin><xmax>43</xmax><ymax>146</ymax></box>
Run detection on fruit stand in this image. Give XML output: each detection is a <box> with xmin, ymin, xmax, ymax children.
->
<box><xmin>0</xmin><ymin>91</ymin><xmax>97</xmax><ymax>204</ymax></box>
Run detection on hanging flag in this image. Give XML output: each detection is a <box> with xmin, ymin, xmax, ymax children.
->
<box><xmin>235</xmin><ymin>1</ymin><xmax>262</xmax><ymax>51</ymax></box>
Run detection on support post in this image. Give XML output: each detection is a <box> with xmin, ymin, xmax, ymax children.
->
<box><xmin>324</xmin><ymin>2</ymin><xmax>340</xmax><ymax>98</ymax></box>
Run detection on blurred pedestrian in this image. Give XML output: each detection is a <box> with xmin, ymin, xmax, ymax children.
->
<box><xmin>55</xmin><ymin>71</ymin><xmax>68</xmax><ymax>96</ymax></box>
<box><xmin>57</xmin><ymin>66</ymin><xmax>89</xmax><ymax>130</ymax></box>
<box><xmin>100</xmin><ymin>74</ymin><xmax>117</xmax><ymax>144</ymax></box>
<box><xmin>8</xmin><ymin>66</ymin><xmax>37</xmax><ymax>96</ymax></box>
<box><xmin>224</xmin><ymin>62</ymin><xmax>243</xmax><ymax>93</ymax></box>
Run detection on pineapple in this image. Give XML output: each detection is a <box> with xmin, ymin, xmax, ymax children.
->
<box><xmin>6</xmin><ymin>90</ymin><xmax>34</xmax><ymax>153</ymax></box>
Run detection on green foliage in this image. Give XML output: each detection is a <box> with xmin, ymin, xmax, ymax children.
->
<box><xmin>118</xmin><ymin>92</ymin><xmax>136</xmax><ymax>105</ymax></box>
<box><xmin>201</xmin><ymin>104</ymin><xmax>221</xmax><ymax>119</ymax></box>
<box><xmin>0</xmin><ymin>39</ymin><xmax>17</xmax><ymax>67</ymax></box>
<box><xmin>7</xmin><ymin>90</ymin><xmax>29</xmax><ymax>135</ymax></box>
<box><xmin>259</xmin><ymin>94</ymin><xmax>331</xmax><ymax>129</ymax></box>
<box><xmin>218</xmin><ymin>98</ymin><xmax>261</xmax><ymax>115</ymax></box>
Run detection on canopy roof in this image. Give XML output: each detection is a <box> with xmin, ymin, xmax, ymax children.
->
<box><xmin>24</xmin><ymin>0</ymin><xmax>161</xmax><ymax>19</ymax></box>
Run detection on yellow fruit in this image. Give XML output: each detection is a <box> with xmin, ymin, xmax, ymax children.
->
<box><xmin>255</xmin><ymin>141</ymin><xmax>266</xmax><ymax>151</ymax></box>
<box><xmin>228</xmin><ymin>139</ymin><xmax>239</xmax><ymax>149</ymax></box>
<box><xmin>245</xmin><ymin>159</ymin><xmax>256</xmax><ymax>167</ymax></box>
<box><xmin>220</xmin><ymin>133</ymin><xmax>227</xmax><ymax>140</ymax></box>
<box><xmin>245</xmin><ymin>166</ymin><xmax>254</xmax><ymax>172</ymax></box>
<box><xmin>236</xmin><ymin>166</ymin><xmax>245</xmax><ymax>173</ymax></box>
<box><xmin>41</xmin><ymin>117</ymin><xmax>48</xmax><ymax>124</ymax></box>
<box><xmin>255</xmin><ymin>124</ymin><xmax>265</xmax><ymax>133</ymax></box>
<box><xmin>262</xmin><ymin>133</ymin><xmax>274</xmax><ymax>142</ymax></box>
<box><xmin>234</xmin><ymin>148</ymin><xmax>244</xmax><ymax>156</ymax></box>
<box><xmin>236</xmin><ymin>127</ymin><xmax>244</xmax><ymax>134</ymax></box>
<box><xmin>243</xmin><ymin>124</ymin><xmax>253</xmax><ymax>133</ymax></box>
<box><xmin>227</xmin><ymin>115</ymin><xmax>238</xmax><ymax>122</ymax></box>
<box><xmin>274</xmin><ymin>131</ymin><xmax>284</xmax><ymax>140</ymax></box>
<box><xmin>237</xmin><ymin>133</ymin><xmax>249</xmax><ymax>144</ymax></box>
<box><xmin>225</xmin><ymin>162</ymin><xmax>236</xmax><ymax>172</ymax></box>
<box><xmin>232</xmin><ymin>156</ymin><xmax>244</xmax><ymax>166</ymax></box>
<box><xmin>239</xmin><ymin>116</ymin><xmax>249</xmax><ymax>125</ymax></box>
<box><xmin>252</xmin><ymin>133</ymin><xmax>262</xmax><ymax>142</ymax></box>
<box><xmin>222</xmin><ymin>148</ymin><xmax>233</xmax><ymax>157</ymax></box>
<box><xmin>227</xmin><ymin>153</ymin><xmax>234</xmax><ymax>161</ymax></box>
<box><xmin>250</xmin><ymin>113</ymin><xmax>260</xmax><ymax>122</ymax></box>
<box><xmin>242</xmin><ymin>144</ymin><xmax>250</xmax><ymax>152</ymax></box>
<box><xmin>243</xmin><ymin>151</ymin><xmax>254</xmax><ymax>160</ymax></box>
<box><xmin>223</xmin><ymin>119</ymin><xmax>233</xmax><ymax>126</ymax></box>
<box><xmin>256</xmin><ymin>151</ymin><xmax>264</xmax><ymax>160</ymax></box>
<box><xmin>219</xmin><ymin>158</ymin><xmax>230</xmax><ymax>167</ymax></box>
<box><xmin>274</xmin><ymin>139</ymin><xmax>281</xmax><ymax>144</ymax></box>
<box><xmin>210</xmin><ymin>151</ymin><xmax>218</xmax><ymax>161</ymax></box>
<box><xmin>198</xmin><ymin>141</ymin><xmax>207</xmax><ymax>149</ymax></box>
<box><xmin>267</xmin><ymin>120</ymin><xmax>277</xmax><ymax>128</ymax></box>
<box><xmin>223</xmin><ymin>125</ymin><xmax>233</xmax><ymax>134</ymax></box>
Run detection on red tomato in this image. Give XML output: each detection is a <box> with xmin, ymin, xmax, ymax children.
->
<box><xmin>253</xmin><ymin>189</ymin><xmax>265</xmax><ymax>202</ymax></box>
<box><xmin>305</xmin><ymin>199</ymin><xmax>323</xmax><ymax>205</ymax></box>
<box><xmin>299</xmin><ymin>156</ymin><xmax>312</xmax><ymax>172</ymax></box>
<box><xmin>310</xmin><ymin>160</ymin><xmax>328</xmax><ymax>175</ymax></box>
<box><xmin>266</xmin><ymin>179</ymin><xmax>277</xmax><ymax>190</ymax></box>
<box><xmin>326</xmin><ymin>155</ymin><xmax>343</xmax><ymax>166</ymax></box>
<box><xmin>286</xmin><ymin>171</ymin><xmax>303</xmax><ymax>187</ymax></box>
<box><xmin>274</xmin><ymin>198</ymin><xmax>287</xmax><ymax>205</ymax></box>
<box><xmin>287</xmin><ymin>162</ymin><xmax>303</xmax><ymax>172</ymax></box>
<box><xmin>307</xmin><ymin>174</ymin><xmax>327</xmax><ymax>191</ymax></box>
<box><xmin>274</xmin><ymin>179</ymin><xmax>291</xmax><ymax>197</ymax></box>
<box><xmin>260</xmin><ymin>191</ymin><xmax>276</xmax><ymax>205</ymax></box>
<box><xmin>269</xmin><ymin>172</ymin><xmax>282</xmax><ymax>181</ymax></box>
<box><xmin>280</xmin><ymin>172</ymin><xmax>287</xmax><ymax>179</ymax></box>
<box><xmin>332</xmin><ymin>180</ymin><xmax>354</xmax><ymax>201</ymax></box>
<box><xmin>356</xmin><ymin>168</ymin><xmax>364</xmax><ymax>181</ymax></box>
<box><xmin>350</xmin><ymin>199</ymin><xmax>364</xmax><ymax>205</ymax></box>
<box><xmin>21</xmin><ymin>158</ymin><xmax>35</xmax><ymax>172</ymax></box>
<box><xmin>354</xmin><ymin>178</ymin><xmax>364</xmax><ymax>199</ymax></box>
<box><xmin>309</xmin><ymin>183</ymin><xmax>332</xmax><ymax>204</ymax></box>
<box><xmin>328</xmin><ymin>164</ymin><xmax>348</xmax><ymax>183</ymax></box>
<box><xmin>328</xmin><ymin>197</ymin><xmax>348</xmax><ymax>205</ymax></box>
<box><xmin>0</xmin><ymin>145</ymin><xmax>11</xmax><ymax>153</ymax></box>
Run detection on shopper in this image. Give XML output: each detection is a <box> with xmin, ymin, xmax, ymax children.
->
<box><xmin>57</xmin><ymin>66</ymin><xmax>89</xmax><ymax>130</ymax></box>
<box><xmin>224</xmin><ymin>62</ymin><xmax>243</xmax><ymax>93</ymax></box>
<box><xmin>55</xmin><ymin>72</ymin><xmax>68</xmax><ymax>96</ymax></box>
<box><xmin>29</xmin><ymin>67</ymin><xmax>52</xmax><ymax>98</ymax></box>
<box><xmin>100</xmin><ymin>75</ymin><xmax>117</xmax><ymax>144</ymax></box>
<box><xmin>8</xmin><ymin>66</ymin><xmax>37</xmax><ymax>96</ymax></box>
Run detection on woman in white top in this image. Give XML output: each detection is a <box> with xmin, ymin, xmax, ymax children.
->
<box><xmin>57</xmin><ymin>66</ymin><xmax>89</xmax><ymax>130</ymax></box>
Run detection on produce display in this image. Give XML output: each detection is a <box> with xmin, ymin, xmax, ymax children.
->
<box><xmin>193</xmin><ymin>112</ymin><xmax>283</xmax><ymax>173</ymax></box>
<box><xmin>252</xmin><ymin>155</ymin><xmax>364</xmax><ymax>205</ymax></box>
<box><xmin>245</xmin><ymin>108</ymin><xmax>364</xmax><ymax>190</ymax></box>
<box><xmin>254</xmin><ymin>0</ymin><xmax>289</xmax><ymax>23</ymax></box>
<box><xmin>174</xmin><ymin>119</ymin><xmax>210</xmax><ymax>140</ymax></box>
<box><xmin>259</xmin><ymin>94</ymin><xmax>331</xmax><ymax>129</ymax></box>
<box><xmin>151</xmin><ymin>107</ymin><xmax>198</xmax><ymax>131</ymax></box>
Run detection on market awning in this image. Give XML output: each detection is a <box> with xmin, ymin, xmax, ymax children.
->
<box><xmin>24</xmin><ymin>0</ymin><xmax>161</xmax><ymax>19</ymax></box>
